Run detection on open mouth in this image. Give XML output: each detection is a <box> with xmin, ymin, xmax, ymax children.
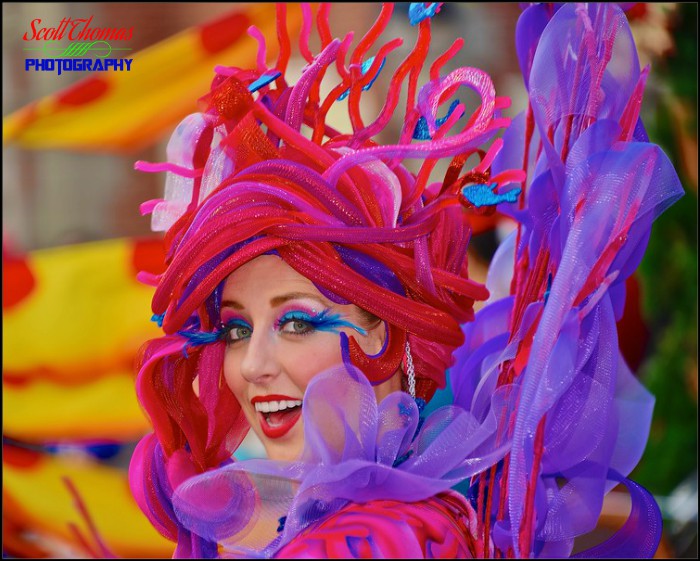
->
<box><xmin>252</xmin><ymin>396</ymin><xmax>303</xmax><ymax>439</ymax></box>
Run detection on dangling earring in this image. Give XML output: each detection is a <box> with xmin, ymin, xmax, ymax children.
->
<box><xmin>405</xmin><ymin>340</ymin><xmax>416</xmax><ymax>399</ymax></box>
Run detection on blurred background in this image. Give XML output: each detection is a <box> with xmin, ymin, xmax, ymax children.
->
<box><xmin>3</xmin><ymin>3</ymin><xmax>697</xmax><ymax>558</ymax></box>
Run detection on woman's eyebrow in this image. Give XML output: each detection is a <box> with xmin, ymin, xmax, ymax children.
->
<box><xmin>269</xmin><ymin>292</ymin><xmax>328</xmax><ymax>307</ymax></box>
<box><xmin>220</xmin><ymin>299</ymin><xmax>244</xmax><ymax>309</ymax></box>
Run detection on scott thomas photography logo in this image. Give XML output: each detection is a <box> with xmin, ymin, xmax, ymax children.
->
<box><xmin>23</xmin><ymin>16</ymin><xmax>134</xmax><ymax>76</ymax></box>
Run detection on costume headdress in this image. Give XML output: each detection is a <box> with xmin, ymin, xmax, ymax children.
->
<box><xmin>129</xmin><ymin>3</ymin><xmax>683</xmax><ymax>558</ymax></box>
<box><xmin>130</xmin><ymin>4</ymin><xmax>521</xmax><ymax>554</ymax></box>
<box><xmin>135</xmin><ymin>3</ymin><xmax>519</xmax><ymax>402</ymax></box>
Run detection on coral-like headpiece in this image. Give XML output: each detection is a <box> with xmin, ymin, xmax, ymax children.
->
<box><xmin>135</xmin><ymin>3</ymin><xmax>520</xmax><ymax>401</ymax></box>
<box><xmin>130</xmin><ymin>4</ymin><xmax>527</xmax><ymax>555</ymax></box>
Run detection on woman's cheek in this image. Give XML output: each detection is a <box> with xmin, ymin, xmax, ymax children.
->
<box><xmin>222</xmin><ymin>350</ymin><xmax>245</xmax><ymax>396</ymax></box>
<box><xmin>282</xmin><ymin>334</ymin><xmax>344</xmax><ymax>385</ymax></box>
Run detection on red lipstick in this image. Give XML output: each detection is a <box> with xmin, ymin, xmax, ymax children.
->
<box><xmin>251</xmin><ymin>395</ymin><xmax>303</xmax><ymax>439</ymax></box>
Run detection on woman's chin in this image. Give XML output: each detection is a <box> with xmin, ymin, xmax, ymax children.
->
<box><xmin>259</xmin><ymin>421</ymin><xmax>304</xmax><ymax>462</ymax></box>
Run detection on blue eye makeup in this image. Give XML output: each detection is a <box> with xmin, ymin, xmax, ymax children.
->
<box><xmin>219</xmin><ymin>317</ymin><xmax>253</xmax><ymax>344</ymax></box>
<box><xmin>179</xmin><ymin>307</ymin><xmax>367</xmax><ymax>354</ymax></box>
<box><xmin>275</xmin><ymin>307</ymin><xmax>367</xmax><ymax>337</ymax></box>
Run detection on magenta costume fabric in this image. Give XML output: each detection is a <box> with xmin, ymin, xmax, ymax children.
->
<box><xmin>130</xmin><ymin>2</ymin><xmax>683</xmax><ymax>559</ymax></box>
<box><xmin>272</xmin><ymin>491</ymin><xmax>479</xmax><ymax>558</ymax></box>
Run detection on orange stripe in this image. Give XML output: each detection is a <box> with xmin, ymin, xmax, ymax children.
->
<box><xmin>4</xmin><ymin>354</ymin><xmax>139</xmax><ymax>386</ymax></box>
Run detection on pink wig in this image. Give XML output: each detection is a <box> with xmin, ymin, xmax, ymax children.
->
<box><xmin>129</xmin><ymin>3</ymin><xmax>516</xmax><ymax>554</ymax></box>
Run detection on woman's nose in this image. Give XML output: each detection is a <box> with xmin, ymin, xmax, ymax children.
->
<box><xmin>238</xmin><ymin>330</ymin><xmax>281</xmax><ymax>384</ymax></box>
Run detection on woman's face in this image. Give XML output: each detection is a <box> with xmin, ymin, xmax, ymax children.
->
<box><xmin>221</xmin><ymin>254</ymin><xmax>395</xmax><ymax>461</ymax></box>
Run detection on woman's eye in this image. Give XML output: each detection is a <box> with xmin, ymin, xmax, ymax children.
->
<box><xmin>280</xmin><ymin>319</ymin><xmax>313</xmax><ymax>335</ymax></box>
<box><xmin>224</xmin><ymin>324</ymin><xmax>252</xmax><ymax>343</ymax></box>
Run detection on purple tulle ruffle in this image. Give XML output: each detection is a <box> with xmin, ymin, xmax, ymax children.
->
<box><xmin>172</xmin><ymin>364</ymin><xmax>513</xmax><ymax>557</ymax></box>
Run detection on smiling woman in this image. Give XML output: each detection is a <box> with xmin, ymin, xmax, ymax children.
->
<box><xmin>128</xmin><ymin>2</ymin><xmax>682</xmax><ymax>559</ymax></box>
<box><xmin>220</xmin><ymin>255</ymin><xmax>394</xmax><ymax>462</ymax></box>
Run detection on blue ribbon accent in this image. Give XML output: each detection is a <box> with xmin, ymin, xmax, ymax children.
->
<box><xmin>413</xmin><ymin>397</ymin><xmax>427</xmax><ymax>440</ymax></box>
<box><xmin>413</xmin><ymin>99</ymin><xmax>461</xmax><ymax>140</ymax></box>
<box><xmin>398</xmin><ymin>401</ymin><xmax>414</xmax><ymax>418</ymax></box>
<box><xmin>151</xmin><ymin>313</ymin><xmax>165</xmax><ymax>327</ymax></box>
<box><xmin>248</xmin><ymin>71</ymin><xmax>282</xmax><ymax>93</ymax></box>
<box><xmin>338</xmin><ymin>56</ymin><xmax>386</xmax><ymax>101</ymax></box>
<box><xmin>408</xmin><ymin>2</ymin><xmax>441</xmax><ymax>25</ymax></box>
<box><xmin>461</xmin><ymin>183</ymin><xmax>522</xmax><ymax>208</ymax></box>
<box><xmin>543</xmin><ymin>273</ymin><xmax>553</xmax><ymax>305</ymax></box>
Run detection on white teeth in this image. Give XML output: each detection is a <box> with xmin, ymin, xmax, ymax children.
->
<box><xmin>254</xmin><ymin>399</ymin><xmax>302</xmax><ymax>413</ymax></box>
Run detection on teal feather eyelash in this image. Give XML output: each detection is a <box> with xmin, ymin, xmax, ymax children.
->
<box><xmin>276</xmin><ymin>308</ymin><xmax>368</xmax><ymax>336</ymax></box>
<box><xmin>177</xmin><ymin>328</ymin><xmax>224</xmax><ymax>358</ymax></box>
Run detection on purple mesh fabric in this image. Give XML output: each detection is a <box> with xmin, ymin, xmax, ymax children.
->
<box><xmin>570</xmin><ymin>470</ymin><xmax>663</xmax><ymax>559</ymax></box>
<box><xmin>452</xmin><ymin>3</ymin><xmax>684</xmax><ymax>557</ymax></box>
<box><xmin>172</xmin><ymin>364</ymin><xmax>513</xmax><ymax>557</ymax></box>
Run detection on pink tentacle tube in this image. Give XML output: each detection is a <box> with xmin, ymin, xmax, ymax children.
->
<box><xmin>134</xmin><ymin>161</ymin><xmax>203</xmax><ymax>178</ymax></box>
<box><xmin>346</xmin><ymin>37</ymin><xmax>404</xmax><ymax>140</ymax></box>
<box><xmin>252</xmin><ymin>104</ymin><xmax>338</xmax><ymax>172</ymax></box>
<box><xmin>140</xmin><ymin>199</ymin><xmax>162</xmax><ymax>216</ymax></box>
<box><xmin>275</xmin><ymin>4</ymin><xmax>291</xmax><ymax>77</ymax></box>
<box><xmin>298</xmin><ymin>3</ymin><xmax>314</xmax><ymax>63</ymax></box>
<box><xmin>490</xmin><ymin>169</ymin><xmax>528</xmax><ymax>187</ymax></box>
<box><xmin>430</xmin><ymin>38</ymin><xmax>464</xmax><ymax>82</ymax></box>
<box><xmin>322</xmin><ymin>122</ymin><xmax>504</xmax><ymax>189</ymax></box>
<box><xmin>316</xmin><ymin>3</ymin><xmax>332</xmax><ymax>49</ymax></box>
<box><xmin>312</xmin><ymin>34</ymin><xmax>356</xmax><ymax>144</ymax></box>
<box><xmin>334</xmin><ymin>31</ymin><xmax>354</xmax><ymax>81</ymax></box>
<box><xmin>136</xmin><ymin>271</ymin><xmax>162</xmax><ymax>287</ymax></box>
<box><xmin>474</xmin><ymin>138</ymin><xmax>504</xmax><ymax>174</ymax></box>
<box><xmin>350</xmin><ymin>3</ymin><xmax>394</xmax><ymax>67</ymax></box>
<box><xmin>231</xmin><ymin>161</ymin><xmax>365</xmax><ymax>222</ymax></box>
<box><xmin>286</xmin><ymin>39</ymin><xmax>341</xmax><ymax>132</ymax></box>
<box><xmin>403</xmin><ymin>18</ymin><xmax>432</xmax><ymax>125</ymax></box>
<box><xmin>417</xmin><ymin>67</ymin><xmax>495</xmax><ymax>137</ymax></box>
<box><xmin>246</xmin><ymin>25</ymin><xmax>270</xmax><ymax>75</ymax></box>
